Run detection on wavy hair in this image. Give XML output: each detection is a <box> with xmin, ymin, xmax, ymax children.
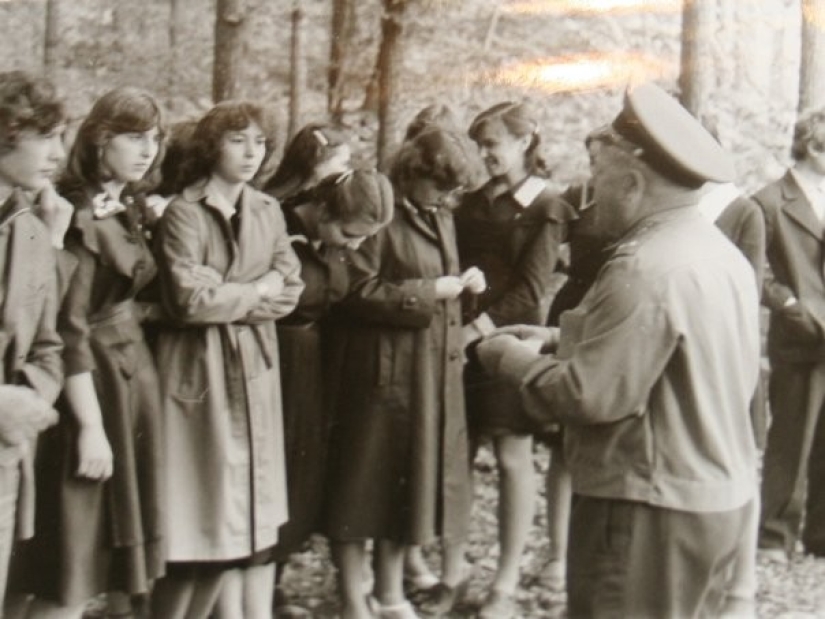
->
<box><xmin>0</xmin><ymin>70</ymin><xmax>65</xmax><ymax>155</ymax></box>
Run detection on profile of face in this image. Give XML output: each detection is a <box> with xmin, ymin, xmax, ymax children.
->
<box><xmin>474</xmin><ymin>119</ymin><xmax>531</xmax><ymax>180</ymax></box>
<box><xmin>318</xmin><ymin>217</ymin><xmax>383</xmax><ymax>250</ymax></box>
<box><xmin>806</xmin><ymin>137</ymin><xmax>825</xmax><ymax>176</ymax></box>
<box><xmin>314</xmin><ymin>143</ymin><xmax>352</xmax><ymax>181</ymax></box>
<box><xmin>214</xmin><ymin>122</ymin><xmax>267</xmax><ymax>184</ymax></box>
<box><xmin>405</xmin><ymin>176</ymin><xmax>463</xmax><ymax>212</ymax></box>
<box><xmin>587</xmin><ymin>139</ymin><xmax>641</xmax><ymax>244</ymax></box>
<box><xmin>100</xmin><ymin>127</ymin><xmax>160</xmax><ymax>183</ymax></box>
<box><xmin>0</xmin><ymin>125</ymin><xmax>66</xmax><ymax>191</ymax></box>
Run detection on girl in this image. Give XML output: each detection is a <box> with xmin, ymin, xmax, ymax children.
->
<box><xmin>455</xmin><ymin>101</ymin><xmax>574</xmax><ymax>619</ymax></box>
<box><xmin>325</xmin><ymin>128</ymin><xmax>485</xmax><ymax>619</ymax></box>
<box><xmin>269</xmin><ymin>164</ymin><xmax>394</xmax><ymax>616</ymax></box>
<box><xmin>151</xmin><ymin>101</ymin><xmax>303</xmax><ymax>619</ymax></box>
<box><xmin>8</xmin><ymin>86</ymin><xmax>167</xmax><ymax>619</ymax></box>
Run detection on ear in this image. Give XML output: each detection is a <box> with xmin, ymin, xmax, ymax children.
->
<box><xmin>621</xmin><ymin>169</ymin><xmax>645</xmax><ymax>207</ymax></box>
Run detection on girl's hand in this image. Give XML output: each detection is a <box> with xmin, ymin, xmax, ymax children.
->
<box><xmin>34</xmin><ymin>182</ymin><xmax>74</xmax><ymax>250</ymax></box>
<box><xmin>460</xmin><ymin>267</ymin><xmax>487</xmax><ymax>294</ymax></box>
<box><xmin>255</xmin><ymin>271</ymin><xmax>285</xmax><ymax>301</ymax></box>
<box><xmin>143</xmin><ymin>194</ymin><xmax>172</xmax><ymax>224</ymax></box>
<box><xmin>435</xmin><ymin>276</ymin><xmax>464</xmax><ymax>300</ymax></box>
<box><xmin>76</xmin><ymin>424</ymin><xmax>113</xmax><ymax>481</ymax></box>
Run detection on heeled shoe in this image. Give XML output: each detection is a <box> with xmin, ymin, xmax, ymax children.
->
<box><xmin>419</xmin><ymin>578</ymin><xmax>469</xmax><ymax>615</ymax></box>
<box><xmin>477</xmin><ymin>589</ymin><xmax>518</xmax><ymax>619</ymax></box>
<box><xmin>376</xmin><ymin>599</ymin><xmax>420</xmax><ymax>619</ymax></box>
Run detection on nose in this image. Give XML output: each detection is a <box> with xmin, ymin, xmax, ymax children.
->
<box><xmin>49</xmin><ymin>134</ymin><xmax>66</xmax><ymax>161</ymax></box>
<box><xmin>141</xmin><ymin>136</ymin><xmax>157</xmax><ymax>159</ymax></box>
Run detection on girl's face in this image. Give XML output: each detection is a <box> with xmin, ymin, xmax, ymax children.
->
<box><xmin>405</xmin><ymin>176</ymin><xmax>463</xmax><ymax>211</ymax></box>
<box><xmin>318</xmin><ymin>217</ymin><xmax>382</xmax><ymax>250</ymax></box>
<box><xmin>474</xmin><ymin>119</ymin><xmax>531</xmax><ymax>181</ymax></box>
<box><xmin>101</xmin><ymin>127</ymin><xmax>160</xmax><ymax>183</ymax></box>
<box><xmin>214</xmin><ymin>122</ymin><xmax>267</xmax><ymax>184</ymax></box>
<box><xmin>314</xmin><ymin>144</ymin><xmax>352</xmax><ymax>181</ymax></box>
<box><xmin>0</xmin><ymin>125</ymin><xmax>65</xmax><ymax>191</ymax></box>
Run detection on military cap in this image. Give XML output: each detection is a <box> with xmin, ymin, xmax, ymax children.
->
<box><xmin>607</xmin><ymin>83</ymin><xmax>736</xmax><ymax>188</ymax></box>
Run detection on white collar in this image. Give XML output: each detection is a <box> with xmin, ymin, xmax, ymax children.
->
<box><xmin>511</xmin><ymin>176</ymin><xmax>546</xmax><ymax>208</ymax></box>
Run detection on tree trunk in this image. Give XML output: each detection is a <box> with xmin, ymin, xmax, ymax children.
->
<box><xmin>289</xmin><ymin>3</ymin><xmax>306</xmax><ymax>139</ymax></box>
<box><xmin>376</xmin><ymin>0</ymin><xmax>406</xmax><ymax>170</ymax></box>
<box><xmin>44</xmin><ymin>0</ymin><xmax>61</xmax><ymax>75</ymax></box>
<box><xmin>679</xmin><ymin>0</ymin><xmax>715</xmax><ymax>121</ymax></box>
<box><xmin>213</xmin><ymin>0</ymin><xmax>248</xmax><ymax>102</ymax></box>
<box><xmin>328</xmin><ymin>0</ymin><xmax>355</xmax><ymax>121</ymax></box>
<box><xmin>799</xmin><ymin>0</ymin><xmax>825</xmax><ymax>112</ymax></box>
<box><xmin>169</xmin><ymin>0</ymin><xmax>185</xmax><ymax>92</ymax></box>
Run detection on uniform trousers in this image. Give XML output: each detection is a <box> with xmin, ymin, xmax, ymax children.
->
<box><xmin>567</xmin><ymin>494</ymin><xmax>749</xmax><ymax>619</ymax></box>
<box><xmin>0</xmin><ymin>464</ymin><xmax>18</xmax><ymax>608</ymax></box>
<box><xmin>759</xmin><ymin>361</ymin><xmax>825</xmax><ymax>555</ymax></box>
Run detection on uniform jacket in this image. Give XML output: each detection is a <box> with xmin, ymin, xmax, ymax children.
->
<box><xmin>325</xmin><ymin>200</ymin><xmax>471</xmax><ymax>543</ymax></box>
<box><xmin>155</xmin><ymin>179</ymin><xmax>303</xmax><ymax>561</ymax></box>
<box><xmin>753</xmin><ymin>171</ymin><xmax>825</xmax><ymax>363</ymax></box>
<box><xmin>495</xmin><ymin>207</ymin><xmax>761</xmax><ymax>513</ymax></box>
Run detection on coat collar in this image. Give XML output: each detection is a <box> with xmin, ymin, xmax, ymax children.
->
<box><xmin>482</xmin><ymin>175</ymin><xmax>546</xmax><ymax>209</ymax></box>
<box><xmin>400</xmin><ymin>198</ymin><xmax>440</xmax><ymax>244</ymax></box>
<box><xmin>780</xmin><ymin>170</ymin><xmax>823</xmax><ymax>239</ymax></box>
<box><xmin>2</xmin><ymin>204</ymin><xmax>40</xmax><ymax>342</ymax></box>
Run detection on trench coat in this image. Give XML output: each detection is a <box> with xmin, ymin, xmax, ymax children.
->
<box><xmin>324</xmin><ymin>200</ymin><xmax>471</xmax><ymax>545</ymax></box>
<box><xmin>154</xmin><ymin>179</ymin><xmax>303</xmax><ymax>562</ymax></box>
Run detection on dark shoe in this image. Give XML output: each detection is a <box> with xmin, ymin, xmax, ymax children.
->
<box><xmin>419</xmin><ymin>579</ymin><xmax>469</xmax><ymax>615</ymax></box>
<box><xmin>477</xmin><ymin>589</ymin><xmax>517</xmax><ymax>619</ymax></box>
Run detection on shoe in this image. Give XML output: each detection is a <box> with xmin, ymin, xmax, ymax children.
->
<box><xmin>273</xmin><ymin>602</ymin><xmax>312</xmax><ymax>618</ymax></box>
<box><xmin>403</xmin><ymin>570</ymin><xmax>440</xmax><ymax>592</ymax></box>
<box><xmin>419</xmin><ymin>579</ymin><xmax>469</xmax><ymax>615</ymax></box>
<box><xmin>477</xmin><ymin>589</ymin><xmax>517</xmax><ymax>619</ymax></box>
<box><xmin>376</xmin><ymin>599</ymin><xmax>420</xmax><ymax>619</ymax></box>
<box><xmin>757</xmin><ymin>547</ymin><xmax>788</xmax><ymax>564</ymax></box>
<box><xmin>542</xmin><ymin>559</ymin><xmax>565</xmax><ymax>593</ymax></box>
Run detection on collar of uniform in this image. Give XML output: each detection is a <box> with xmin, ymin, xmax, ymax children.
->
<box><xmin>609</xmin><ymin>202</ymin><xmax>701</xmax><ymax>253</ymax></box>
<box><xmin>484</xmin><ymin>176</ymin><xmax>545</xmax><ymax>209</ymax></box>
<box><xmin>697</xmin><ymin>182</ymin><xmax>740</xmax><ymax>223</ymax></box>
<box><xmin>183</xmin><ymin>177</ymin><xmax>241</xmax><ymax>221</ymax></box>
<box><xmin>401</xmin><ymin>197</ymin><xmax>437</xmax><ymax>216</ymax></box>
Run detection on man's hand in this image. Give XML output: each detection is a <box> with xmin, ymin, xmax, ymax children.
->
<box><xmin>34</xmin><ymin>182</ymin><xmax>74</xmax><ymax>249</ymax></box>
<box><xmin>0</xmin><ymin>385</ymin><xmax>59</xmax><ymax>446</ymax></box>
<box><xmin>460</xmin><ymin>267</ymin><xmax>487</xmax><ymax>295</ymax></box>
<box><xmin>491</xmin><ymin>325</ymin><xmax>560</xmax><ymax>352</ymax></box>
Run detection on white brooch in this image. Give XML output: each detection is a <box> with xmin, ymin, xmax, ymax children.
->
<box><xmin>92</xmin><ymin>192</ymin><xmax>127</xmax><ymax>219</ymax></box>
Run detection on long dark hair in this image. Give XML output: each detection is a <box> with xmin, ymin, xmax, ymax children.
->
<box><xmin>61</xmin><ymin>86</ymin><xmax>165</xmax><ymax>190</ymax></box>
<box><xmin>175</xmin><ymin>100</ymin><xmax>277</xmax><ymax>191</ymax></box>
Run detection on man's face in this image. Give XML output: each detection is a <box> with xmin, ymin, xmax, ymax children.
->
<box><xmin>0</xmin><ymin>125</ymin><xmax>66</xmax><ymax>191</ymax></box>
<box><xmin>586</xmin><ymin>137</ymin><xmax>639</xmax><ymax>243</ymax></box>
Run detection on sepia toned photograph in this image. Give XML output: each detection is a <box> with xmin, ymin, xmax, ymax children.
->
<box><xmin>1</xmin><ymin>0</ymin><xmax>825</xmax><ymax>617</ymax></box>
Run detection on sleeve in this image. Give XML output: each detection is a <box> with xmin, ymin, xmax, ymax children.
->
<box><xmin>734</xmin><ymin>198</ymin><xmax>767</xmax><ymax>294</ymax></box>
<box><xmin>486</xmin><ymin>198</ymin><xmax>574</xmax><ymax>326</ymax></box>
<box><xmin>20</xmin><ymin>249</ymin><xmax>63</xmax><ymax>404</ymax></box>
<box><xmin>245</xmin><ymin>205</ymin><xmax>305</xmax><ymax>322</ymax></box>
<box><xmin>518</xmin><ymin>259</ymin><xmax>680</xmax><ymax>426</ymax></box>
<box><xmin>341</xmin><ymin>230</ymin><xmax>438</xmax><ymax>329</ymax></box>
<box><xmin>58</xmin><ymin>234</ymin><xmax>97</xmax><ymax>377</ymax></box>
<box><xmin>755</xmin><ymin>193</ymin><xmax>795</xmax><ymax>311</ymax></box>
<box><xmin>158</xmin><ymin>201</ymin><xmax>262</xmax><ymax>324</ymax></box>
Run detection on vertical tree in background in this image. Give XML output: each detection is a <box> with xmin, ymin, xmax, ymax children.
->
<box><xmin>376</xmin><ymin>0</ymin><xmax>407</xmax><ymax>169</ymax></box>
<box><xmin>213</xmin><ymin>0</ymin><xmax>248</xmax><ymax>102</ymax></box>
<box><xmin>799</xmin><ymin>0</ymin><xmax>825</xmax><ymax>112</ymax></box>
<box><xmin>328</xmin><ymin>0</ymin><xmax>356</xmax><ymax>121</ymax></box>
<box><xmin>44</xmin><ymin>0</ymin><xmax>62</xmax><ymax>75</ymax></box>
<box><xmin>679</xmin><ymin>0</ymin><xmax>715</xmax><ymax>121</ymax></box>
<box><xmin>169</xmin><ymin>0</ymin><xmax>185</xmax><ymax>91</ymax></box>
<box><xmin>289</xmin><ymin>0</ymin><xmax>306</xmax><ymax>138</ymax></box>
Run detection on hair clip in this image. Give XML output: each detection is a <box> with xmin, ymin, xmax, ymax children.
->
<box><xmin>313</xmin><ymin>129</ymin><xmax>329</xmax><ymax>147</ymax></box>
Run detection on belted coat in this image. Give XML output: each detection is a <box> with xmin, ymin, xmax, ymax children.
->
<box><xmin>154</xmin><ymin>179</ymin><xmax>303</xmax><ymax>561</ymax></box>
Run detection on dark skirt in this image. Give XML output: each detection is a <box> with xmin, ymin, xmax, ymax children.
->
<box><xmin>270</xmin><ymin>324</ymin><xmax>329</xmax><ymax>562</ymax></box>
<box><xmin>9</xmin><ymin>310</ymin><xmax>165</xmax><ymax>605</ymax></box>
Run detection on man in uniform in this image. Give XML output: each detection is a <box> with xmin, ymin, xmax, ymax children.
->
<box><xmin>476</xmin><ymin>83</ymin><xmax>761</xmax><ymax>618</ymax></box>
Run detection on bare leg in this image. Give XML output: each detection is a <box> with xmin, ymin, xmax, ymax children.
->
<box><xmin>403</xmin><ymin>546</ymin><xmax>437</xmax><ymax>589</ymax></box>
<box><xmin>151</xmin><ymin>571</ymin><xmax>224</xmax><ymax>619</ymax></box>
<box><xmin>213</xmin><ymin>569</ymin><xmax>242</xmax><ymax>619</ymax></box>
<box><xmin>545</xmin><ymin>444</ymin><xmax>572</xmax><ymax>589</ymax></box>
<box><xmin>331</xmin><ymin>541</ymin><xmax>373</xmax><ymax>619</ymax></box>
<box><xmin>241</xmin><ymin>563</ymin><xmax>276</xmax><ymax>619</ymax></box>
<box><xmin>491</xmin><ymin>434</ymin><xmax>536</xmax><ymax>593</ymax></box>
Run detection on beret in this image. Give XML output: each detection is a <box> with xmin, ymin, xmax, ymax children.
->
<box><xmin>611</xmin><ymin>83</ymin><xmax>736</xmax><ymax>187</ymax></box>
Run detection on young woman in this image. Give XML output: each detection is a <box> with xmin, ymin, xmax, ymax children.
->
<box><xmin>7</xmin><ymin>86</ymin><xmax>167</xmax><ymax>619</ymax></box>
<box><xmin>455</xmin><ymin>101</ymin><xmax>574</xmax><ymax>618</ymax></box>
<box><xmin>324</xmin><ymin>128</ymin><xmax>485</xmax><ymax>619</ymax></box>
<box><xmin>263</xmin><ymin>123</ymin><xmax>351</xmax><ymax>199</ymax></box>
<box><xmin>151</xmin><ymin>101</ymin><xmax>303</xmax><ymax>619</ymax></box>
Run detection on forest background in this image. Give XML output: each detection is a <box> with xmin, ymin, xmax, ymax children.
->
<box><xmin>2</xmin><ymin>0</ymin><xmax>825</xmax><ymax>616</ymax></box>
